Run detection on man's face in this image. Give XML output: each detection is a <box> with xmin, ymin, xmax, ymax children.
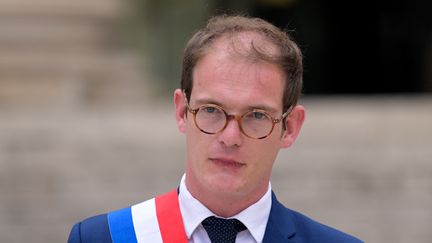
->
<box><xmin>174</xmin><ymin>38</ymin><xmax>304</xmax><ymax>202</ymax></box>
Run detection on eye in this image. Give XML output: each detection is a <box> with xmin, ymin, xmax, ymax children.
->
<box><xmin>203</xmin><ymin>106</ymin><xmax>217</xmax><ymax>113</ymax></box>
<box><xmin>251</xmin><ymin>111</ymin><xmax>266</xmax><ymax>120</ymax></box>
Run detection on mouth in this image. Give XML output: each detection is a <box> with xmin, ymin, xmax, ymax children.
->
<box><xmin>209</xmin><ymin>157</ymin><xmax>245</xmax><ymax>169</ymax></box>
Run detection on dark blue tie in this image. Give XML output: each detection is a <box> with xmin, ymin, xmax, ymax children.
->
<box><xmin>202</xmin><ymin>216</ymin><xmax>247</xmax><ymax>243</ymax></box>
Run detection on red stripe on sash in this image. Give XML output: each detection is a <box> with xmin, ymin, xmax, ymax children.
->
<box><xmin>155</xmin><ymin>189</ymin><xmax>188</xmax><ymax>243</ymax></box>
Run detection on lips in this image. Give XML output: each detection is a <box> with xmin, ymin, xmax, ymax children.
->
<box><xmin>209</xmin><ymin>157</ymin><xmax>245</xmax><ymax>168</ymax></box>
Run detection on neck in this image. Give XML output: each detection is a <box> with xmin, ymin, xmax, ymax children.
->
<box><xmin>185</xmin><ymin>176</ymin><xmax>268</xmax><ymax>218</ymax></box>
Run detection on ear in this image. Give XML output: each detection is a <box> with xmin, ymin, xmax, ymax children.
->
<box><xmin>280</xmin><ymin>105</ymin><xmax>305</xmax><ymax>148</ymax></box>
<box><xmin>174</xmin><ymin>89</ymin><xmax>188</xmax><ymax>133</ymax></box>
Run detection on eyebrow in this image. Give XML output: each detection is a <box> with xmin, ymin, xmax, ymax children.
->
<box><xmin>193</xmin><ymin>97</ymin><xmax>223</xmax><ymax>107</ymax></box>
<box><xmin>193</xmin><ymin>97</ymin><xmax>280</xmax><ymax>114</ymax></box>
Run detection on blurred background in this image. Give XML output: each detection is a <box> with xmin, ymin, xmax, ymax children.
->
<box><xmin>0</xmin><ymin>0</ymin><xmax>431</xmax><ymax>242</ymax></box>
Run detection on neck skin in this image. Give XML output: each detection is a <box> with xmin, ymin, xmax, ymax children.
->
<box><xmin>185</xmin><ymin>174</ymin><xmax>269</xmax><ymax>218</ymax></box>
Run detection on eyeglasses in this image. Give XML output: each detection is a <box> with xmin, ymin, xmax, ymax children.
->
<box><xmin>184</xmin><ymin>92</ymin><xmax>289</xmax><ymax>139</ymax></box>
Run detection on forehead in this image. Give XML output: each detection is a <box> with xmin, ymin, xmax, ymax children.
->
<box><xmin>191</xmin><ymin>36</ymin><xmax>285</xmax><ymax>110</ymax></box>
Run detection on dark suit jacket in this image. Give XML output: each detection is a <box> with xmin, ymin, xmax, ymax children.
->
<box><xmin>68</xmin><ymin>192</ymin><xmax>362</xmax><ymax>243</ymax></box>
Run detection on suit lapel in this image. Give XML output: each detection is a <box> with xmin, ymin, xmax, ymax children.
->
<box><xmin>262</xmin><ymin>192</ymin><xmax>297</xmax><ymax>243</ymax></box>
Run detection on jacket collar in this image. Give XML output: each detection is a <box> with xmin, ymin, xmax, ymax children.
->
<box><xmin>263</xmin><ymin>191</ymin><xmax>297</xmax><ymax>242</ymax></box>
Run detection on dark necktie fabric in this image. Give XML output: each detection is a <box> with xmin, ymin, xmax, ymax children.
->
<box><xmin>202</xmin><ymin>216</ymin><xmax>247</xmax><ymax>243</ymax></box>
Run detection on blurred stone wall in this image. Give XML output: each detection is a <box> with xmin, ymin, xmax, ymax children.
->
<box><xmin>0</xmin><ymin>1</ymin><xmax>432</xmax><ymax>243</ymax></box>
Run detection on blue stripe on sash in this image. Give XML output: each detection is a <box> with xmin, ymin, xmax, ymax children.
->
<box><xmin>107</xmin><ymin>207</ymin><xmax>138</xmax><ymax>243</ymax></box>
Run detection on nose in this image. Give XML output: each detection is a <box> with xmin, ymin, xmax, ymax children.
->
<box><xmin>217</xmin><ymin>117</ymin><xmax>243</xmax><ymax>147</ymax></box>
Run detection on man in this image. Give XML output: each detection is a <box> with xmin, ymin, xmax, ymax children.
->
<box><xmin>68</xmin><ymin>15</ymin><xmax>362</xmax><ymax>243</ymax></box>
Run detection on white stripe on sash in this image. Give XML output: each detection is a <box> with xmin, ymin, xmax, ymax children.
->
<box><xmin>131</xmin><ymin>198</ymin><xmax>164</xmax><ymax>243</ymax></box>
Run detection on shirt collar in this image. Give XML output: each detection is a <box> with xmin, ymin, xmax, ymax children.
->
<box><xmin>178</xmin><ymin>174</ymin><xmax>272</xmax><ymax>243</ymax></box>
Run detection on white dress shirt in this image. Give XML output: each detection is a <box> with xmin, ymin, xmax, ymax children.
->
<box><xmin>178</xmin><ymin>174</ymin><xmax>272</xmax><ymax>243</ymax></box>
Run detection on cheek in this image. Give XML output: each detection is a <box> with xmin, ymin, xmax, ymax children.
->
<box><xmin>250</xmin><ymin>138</ymin><xmax>281</xmax><ymax>164</ymax></box>
<box><xmin>256</xmin><ymin>146</ymin><xmax>279</xmax><ymax>163</ymax></box>
<box><xmin>186</xmin><ymin>118</ymin><xmax>200</xmax><ymax>142</ymax></box>
<box><xmin>186</xmin><ymin>125</ymin><xmax>210</xmax><ymax>157</ymax></box>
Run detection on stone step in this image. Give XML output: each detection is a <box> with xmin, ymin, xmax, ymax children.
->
<box><xmin>0</xmin><ymin>0</ymin><xmax>121</xmax><ymax>19</ymax></box>
<box><xmin>0</xmin><ymin>15</ymin><xmax>114</xmax><ymax>48</ymax></box>
<box><xmin>0</xmin><ymin>48</ymin><xmax>127</xmax><ymax>74</ymax></box>
<box><xmin>0</xmin><ymin>39</ymin><xmax>153</xmax><ymax>106</ymax></box>
<box><xmin>0</xmin><ymin>55</ymin><xmax>153</xmax><ymax>108</ymax></box>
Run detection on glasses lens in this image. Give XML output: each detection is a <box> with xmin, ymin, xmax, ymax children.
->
<box><xmin>195</xmin><ymin>105</ymin><xmax>226</xmax><ymax>134</ymax></box>
<box><xmin>241</xmin><ymin>111</ymin><xmax>273</xmax><ymax>138</ymax></box>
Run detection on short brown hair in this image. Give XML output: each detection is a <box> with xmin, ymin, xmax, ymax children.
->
<box><xmin>180</xmin><ymin>15</ymin><xmax>303</xmax><ymax>112</ymax></box>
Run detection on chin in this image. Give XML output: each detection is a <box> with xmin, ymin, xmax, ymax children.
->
<box><xmin>206</xmin><ymin>174</ymin><xmax>246</xmax><ymax>195</ymax></box>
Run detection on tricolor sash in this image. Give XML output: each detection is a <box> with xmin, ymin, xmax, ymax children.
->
<box><xmin>107</xmin><ymin>189</ymin><xmax>188</xmax><ymax>243</ymax></box>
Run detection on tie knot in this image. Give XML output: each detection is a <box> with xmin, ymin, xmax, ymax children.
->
<box><xmin>202</xmin><ymin>216</ymin><xmax>246</xmax><ymax>243</ymax></box>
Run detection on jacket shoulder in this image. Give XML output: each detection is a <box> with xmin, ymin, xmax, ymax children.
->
<box><xmin>267</xmin><ymin>192</ymin><xmax>363</xmax><ymax>243</ymax></box>
<box><xmin>68</xmin><ymin>213</ymin><xmax>112</xmax><ymax>243</ymax></box>
<box><xmin>289</xmin><ymin>208</ymin><xmax>363</xmax><ymax>243</ymax></box>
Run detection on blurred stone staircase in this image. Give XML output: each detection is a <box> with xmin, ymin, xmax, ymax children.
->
<box><xmin>0</xmin><ymin>1</ymin><xmax>160</xmax><ymax>242</ymax></box>
<box><xmin>0</xmin><ymin>0</ymin><xmax>152</xmax><ymax>109</ymax></box>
